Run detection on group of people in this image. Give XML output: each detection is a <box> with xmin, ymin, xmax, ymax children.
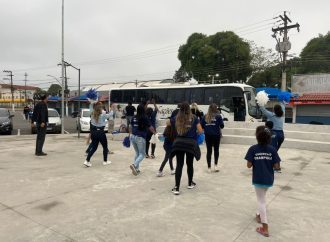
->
<box><xmin>31</xmin><ymin>95</ymin><xmax>285</xmax><ymax>237</ymax></box>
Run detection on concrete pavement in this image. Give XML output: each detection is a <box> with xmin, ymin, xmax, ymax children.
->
<box><xmin>1</xmin><ymin>134</ymin><xmax>330</xmax><ymax>241</ymax></box>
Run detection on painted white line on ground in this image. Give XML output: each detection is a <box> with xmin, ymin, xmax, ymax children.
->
<box><xmin>64</xmin><ymin>130</ymin><xmax>70</xmax><ymax>134</ymax></box>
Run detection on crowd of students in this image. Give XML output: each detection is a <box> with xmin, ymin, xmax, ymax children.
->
<box><xmin>83</xmin><ymin>99</ymin><xmax>285</xmax><ymax>237</ymax></box>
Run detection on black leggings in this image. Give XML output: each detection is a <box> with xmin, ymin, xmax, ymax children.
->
<box><xmin>205</xmin><ymin>134</ymin><xmax>221</xmax><ymax>168</ymax></box>
<box><xmin>175</xmin><ymin>151</ymin><xmax>194</xmax><ymax>189</ymax></box>
<box><xmin>86</xmin><ymin>128</ymin><xmax>108</xmax><ymax>162</ymax></box>
<box><xmin>159</xmin><ymin>150</ymin><xmax>174</xmax><ymax>172</ymax></box>
<box><xmin>146</xmin><ymin>132</ymin><xmax>156</xmax><ymax>156</ymax></box>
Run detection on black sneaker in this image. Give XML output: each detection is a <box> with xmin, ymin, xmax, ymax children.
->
<box><xmin>187</xmin><ymin>181</ymin><xmax>196</xmax><ymax>189</ymax></box>
<box><xmin>171</xmin><ymin>187</ymin><xmax>180</xmax><ymax>195</ymax></box>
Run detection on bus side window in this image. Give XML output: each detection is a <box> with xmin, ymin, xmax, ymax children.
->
<box><xmin>190</xmin><ymin>88</ymin><xmax>205</xmax><ymax>104</ymax></box>
<box><xmin>204</xmin><ymin>87</ymin><xmax>222</xmax><ymax>105</ymax></box>
<box><xmin>167</xmin><ymin>89</ymin><xmax>185</xmax><ymax>104</ymax></box>
<box><xmin>123</xmin><ymin>90</ymin><xmax>136</xmax><ymax>103</ymax></box>
<box><xmin>110</xmin><ymin>90</ymin><xmax>122</xmax><ymax>103</ymax></box>
<box><xmin>151</xmin><ymin>89</ymin><xmax>167</xmax><ymax>104</ymax></box>
<box><xmin>137</xmin><ymin>90</ymin><xmax>149</xmax><ymax>102</ymax></box>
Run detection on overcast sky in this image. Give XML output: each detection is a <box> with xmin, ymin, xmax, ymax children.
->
<box><xmin>0</xmin><ymin>0</ymin><xmax>329</xmax><ymax>89</ymax></box>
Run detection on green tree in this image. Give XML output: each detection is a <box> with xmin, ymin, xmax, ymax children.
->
<box><xmin>47</xmin><ymin>84</ymin><xmax>62</xmax><ymax>96</ymax></box>
<box><xmin>178</xmin><ymin>31</ymin><xmax>252</xmax><ymax>83</ymax></box>
<box><xmin>299</xmin><ymin>32</ymin><xmax>330</xmax><ymax>74</ymax></box>
<box><xmin>33</xmin><ymin>88</ymin><xmax>48</xmax><ymax>100</ymax></box>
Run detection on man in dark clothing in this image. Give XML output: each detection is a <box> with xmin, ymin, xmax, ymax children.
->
<box><xmin>23</xmin><ymin>105</ymin><xmax>30</xmax><ymax>120</ymax></box>
<box><xmin>125</xmin><ymin>101</ymin><xmax>136</xmax><ymax>129</ymax></box>
<box><xmin>31</xmin><ymin>94</ymin><xmax>49</xmax><ymax>156</ymax></box>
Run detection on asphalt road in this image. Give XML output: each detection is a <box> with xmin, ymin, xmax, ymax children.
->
<box><xmin>1</xmin><ymin>110</ymin><xmax>79</xmax><ymax>136</ymax></box>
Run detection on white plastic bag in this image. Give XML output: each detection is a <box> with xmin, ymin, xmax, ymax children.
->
<box><xmin>150</xmin><ymin>134</ymin><xmax>158</xmax><ymax>144</ymax></box>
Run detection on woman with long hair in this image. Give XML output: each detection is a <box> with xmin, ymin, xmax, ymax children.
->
<box><xmin>170</xmin><ymin>102</ymin><xmax>203</xmax><ymax>195</ymax></box>
<box><xmin>201</xmin><ymin>103</ymin><xmax>224</xmax><ymax>172</ymax></box>
<box><xmin>259</xmin><ymin>102</ymin><xmax>285</xmax><ymax>172</ymax></box>
<box><xmin>129</xmin><ymin>104</ymin><xmax>155</xmax><ymax>176</ymax></box>
<box><xmin>191</xmin><ymin>102</ymin><xmax>204</xmax><ymax>119</ymax></box>
<box><xmin>84</xmin><ymin>102</ymin><xmax>112</xmax><ymax>167</ymax></box>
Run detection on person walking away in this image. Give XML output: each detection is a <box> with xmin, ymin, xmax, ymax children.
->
<box><xmin>245</xmin><ymin>126</ymin><xmax>281</xmax><ymax>237</ymax></box>
<box><xmin>201</xmin><ymin>103</ymin><xmax>224</xmax><ymax>173</ymax></box>
<box><xmin>129</xmin><ymin>104</ymin><xmax>155</xmax><ymax>176</ymax></box>
<box><xmin>31</xmin><ymin>94</ymin><xmax>48</xmax><ymax>156</ymax></box>
<box><xmin>170</xmin><ymin>102</ymin><xmax>203</xmax><ymax>195</ymax></box>
<box><xmin>84</xmin><ymin>102</ymin><xmax>112</xmax><ymax>167</ymax></box>
<box><xmin>23</xmin><ymin>105</ymin><xmax>30</xmax><ymax>120</ymax></box>
<box><xmin>191</xmin><ymin>102</ymin><xmax>204</xmax><ymax>120</ymax></box>
<box><xmin>145</xmin><ymin>100</ymin><xmax>158</xmax><ymax>158</ymax></box>
<box><xmin>156</xmin><ymin>123</ymin><xmax>176</xmax><ymax>177</ymax></box>
<box><xmin>259</xmin><ymin>102</ymin><xmax>285</xmax><ymax>172</ymax></box>
<box><xmin>125</xmin><ymin>101</ymin><xmax>136</xmax><ymax>130</ymax></box>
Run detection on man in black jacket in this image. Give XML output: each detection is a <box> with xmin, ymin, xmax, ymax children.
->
<box><xmin>31</xmin><ymin>94</ymin><xmax>49</xmax><ymax>156</ymax></box>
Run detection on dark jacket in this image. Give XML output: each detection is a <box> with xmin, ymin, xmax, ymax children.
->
<box><xmin>171</xmin><ymin>137</ymin><xmax>201</xmax><ymax>161</ymax></box>
<box><xmin>32</xmin><ymin>102</ymin><xmax>48</xmax><ymax>124</ymax></box>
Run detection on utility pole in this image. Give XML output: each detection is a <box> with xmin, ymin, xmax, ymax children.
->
<box><xmin>61</xmin><ymin>0</ymin><xmax>65</xmax><ymax>134</ymax></box>
<box><xmin>3</xmin><ymin>70</ymin><xmax>14</xmax><ymax>111</ymax></box>
<box><xmin>272</xmin><ymin>11</ymin><xmax>300</xmax><ymax>91</ymax></box>
<box><xmin>24</xmin><ymin>72</ymin><xmax>28</xmax><ymax>103</ymax></box>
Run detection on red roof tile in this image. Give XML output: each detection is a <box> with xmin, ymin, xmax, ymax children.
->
<box><xmin>295</xmin><ymin>93</ymin><xmax>330</xmax><ymax>101</ymax></box>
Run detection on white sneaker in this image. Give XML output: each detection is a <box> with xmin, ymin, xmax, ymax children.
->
<box><xmin>103</xmin><ymin>160</ymin><xmax>112</xmax><ymax>165</ymax></box>
<box><xmin>187</xmin><ymin>181</ymin><xmax>196</xmax><ymax>189</ymax></box>
<box><xmin>208</xmin><ymin>168</ymin><xmax>212</xmax><ymax>173</ymax></box>
<box><xmin>156</xmin><ymin>171</ymin><xmax>164</xmax><ymax>177</ymax></box>
<box><xmin>84</xmin><ymin>160</ymin><xmax>92</xmax><ymax>167</ymax></box>
<box><xmin>214</xmin><ymin>165</ymin><xmax>219</xmax><ymax>172</ymax></box>
<box><xmin>170</xmin><ymin>170</ymin><xmax>176</xmax><ymax>175</ymax></box>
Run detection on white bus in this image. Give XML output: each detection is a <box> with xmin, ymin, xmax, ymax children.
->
<box><xmin>109</xmin><ymin>83</ymin><xmax>261</xmax><ymax>122</ymax></box>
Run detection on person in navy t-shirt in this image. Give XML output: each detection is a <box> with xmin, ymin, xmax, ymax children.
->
<box><xmin>129</xmin><ymin>104</ymin><xmax>155</xmax><ymax>176</ymax></box>
<box><xmin>145</xmin><ymin>100</ymin><xmax>158</xmax><ymax>159</ymax></box>
<box><xmin>245</xmin><ymin>125</ymin><xmax>281</xmax><ymax>237</ymax></box>
<box><xmin>201</xmin><ymin>103</ymin><xmax>224</xmax><ymax>172</ymax></box>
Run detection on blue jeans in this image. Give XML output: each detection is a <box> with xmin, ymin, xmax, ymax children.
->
<box><xmin>130</xmin><ymin>135</ymin><xmax>146</xmax><ymax>170</ymax></box>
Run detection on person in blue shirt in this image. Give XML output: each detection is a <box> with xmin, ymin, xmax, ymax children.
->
<box><xmin>129</xmin><ymin>104</ymin><xmax>155</xmax><ymax>176</ymax></box>
<box><xmin>245</xmin><ymin>126</ymin><xmax>281</xmax><ymax>237</ymax></box>
<box><xmin>156</xmin><ymin>124</ymin><xmax>176</xmax><ymax>177</ymax></box>
<box><xmin>259</xmin><ymin>102</ymin><xmax>285</xmax><ymax>150</ymax></box>
<box><xmin>201</xmin><ymin>103</ymin><xmax>224</xmax><ymax>172</ymax></box>
<box><xmin>145</xmin><ymin>100</ymin><xmax>158</xmax><ymax>159</ymax></box>
<box><xmin>265</xmin><ymin>121</ymin><xmax>278</xmax><ymax>148</ymax></box>
<box><xmin>84</xmin><ymin>102</ymin><xmax>112</xmax><ymax>167</ymax></box>
<box><xmin>169</xmin><ymin>102</ymin><xmax>203</xmax><ymax>195</ymax></box>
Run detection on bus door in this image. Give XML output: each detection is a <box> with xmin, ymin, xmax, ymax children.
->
<box><xmin>233</xmin><ymin>96</ymin><xmax>246</xmax><ymax>121</ymax></box>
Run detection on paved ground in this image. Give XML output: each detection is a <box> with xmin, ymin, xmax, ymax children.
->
<box><xmin>1</xmin><ymin>134</ymin><xmax>330</xmax><ymax>241</ymax></box>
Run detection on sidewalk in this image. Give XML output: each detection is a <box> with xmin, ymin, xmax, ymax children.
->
<box><xmin>0</xmin><ymin>134</ymin><xmax>330</xmax><ymax>241</ymax></box>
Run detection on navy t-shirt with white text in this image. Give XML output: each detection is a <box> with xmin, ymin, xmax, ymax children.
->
<box><xmin>245</xmin><ymin>144</ymin><xmax>281</xmax><ymax>187</ymax></box>
<box><xmin>201</xmin><ymin>115</ymin><xmax>224</xmax><ymax>136</ymax></box>
<box><xmin>131</xmin><ymin>116</ymin><xmax>151</xmax><ymax>139</ymax></box>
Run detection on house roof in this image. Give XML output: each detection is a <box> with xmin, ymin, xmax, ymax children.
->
<box><xmin>0</xmin><ymin>84</ymin><xmax>38</xmax><ymax>90</ymax></box>
<box><xmin>295</xmin><ymin>93</ymin><xmax>330</xmax><ymax>101</ymax></box>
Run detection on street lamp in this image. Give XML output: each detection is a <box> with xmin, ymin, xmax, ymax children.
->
<box><xmin>3</xmin><ymin>70</ymin><xmax>14</xmax><ymax>111</ymax></box>
<box><xmin>47</xmin><ymin>75</ymin><xmax>62</xmax><ymax>85</ymax></box>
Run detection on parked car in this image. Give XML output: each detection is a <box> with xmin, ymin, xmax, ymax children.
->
<box><xmin>76</xmin><ymin>108</ymin><xmax>108</xmax><ymax>132</ymax></box>
<box><xmin>31</xmin><ymin>108</ymin><xmax>62</xmax><ymax>134</ymax></box>
<box><xmin>0</xmin><ymin>108</ymin><xmax>14</xmax><ymax>135</ymax></box>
